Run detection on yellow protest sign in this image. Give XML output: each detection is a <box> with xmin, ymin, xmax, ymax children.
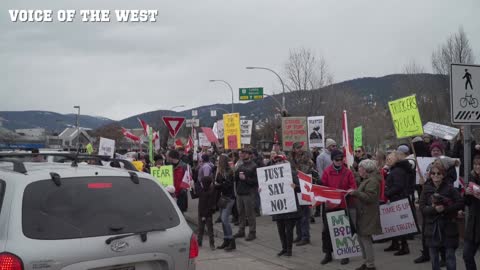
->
<box><xmin>132</xmin><ymin>161</ymin><xmax>144</xmax><ymax>171</ymax></box>
<box><xmin>150</xmin><ymin>165</ymin><xmax>174</xmax><ymax>187</ymax></box>
<box><xmin>223</xmin><ymin>113</ymin><xmax>241</xmax><ymax>150</ymax></box>
<box><xmin>388</xmin><ymin>95</ymin><xmax>423</xmax><ymax>139</ymax></box>
<box><xmin>86</xmin><ymin>143</ymin><xmax>94</xmax><ymax>155</ymax></box>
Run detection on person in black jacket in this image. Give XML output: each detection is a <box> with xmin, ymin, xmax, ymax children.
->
<box><xmin>197</xmin><ymin>176</ymin><xmax>217</xmax><ymax>250</ymax></box>
<box><xmin>452</xmin><ymin>126</ymin><xmax>480</xmax><ymax>177</ymax></box>
<box><xmin>463</xmin><ymin>156</ymin><xmax>480</xmax><ymax>270</ymax></box>
<box><xmin>214</xmin><ymin>154</ymin><xmax>236</xmax><ymax>251</ymax></box>
<box><xmin>419</xmin><ymin>163</ymin><xmax>464</xmax><ymax>270</ymax></box>
<box><xmin>271</xmin><ymin>156</ymin><xmax>302</xmax><ymax>257</ymax></box>
<box><xmin>233</xmin><ymin>148</ymin><xmax>258</xmax><ymax>241</ymax></box>
<box><xmin>384</xmin><ymin>151</ymin><xmax>413</xmax><ymax>256</ymax></box>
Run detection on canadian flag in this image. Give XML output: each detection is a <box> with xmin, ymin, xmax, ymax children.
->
<box><xmin>181</xmin><ymin>165</ymin><xmax>193</xmax><ymax>190</ymax></box>
<box><xmin>138</xmin><ymin>117</ymin><xmax>149</xmax><ymax>137</ymax></box>
<box><xmin>122</xmin><ymin>127</ymin><xmax>140</xmax><ymax>142</ymax></box>
<box><xmin>185</xmin><ymin>136</ymin><xmax>194</xmax><ymax>153</ymax></box>
<box><xmin>311</xmin><ymin>185</ymin><xmax>347</xmax><ymax>206</ymax></box>
<box><xmin>152</xmin><ymin>131</ymin><xmax>160</xmax><ymax>151</ymax></box>
<box><xmin>342</xmin><ymin>110</ymin><xmax>354</xmax><ymax>168</ymax></box>
<box><xmin>298</xmin><ymin>171</ymin><xmax>313</xmax><ymax>202</ymax></box>
<box><xmin>273</xmin><ymin>130</ymin><xmax>279</xmax><ymax>144</ymax></box>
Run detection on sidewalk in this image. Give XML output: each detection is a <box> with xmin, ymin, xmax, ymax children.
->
<box><xmin>185</xmin><ymin>195</ymin><xmax>476</xmax><ymax>270</ymax></box>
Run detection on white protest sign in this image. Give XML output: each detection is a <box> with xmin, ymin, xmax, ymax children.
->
<box><xmin>416</xmin><ymin>157</ymin><xmax>436</xmax><ymax>184</ymax></box>
<box><xmin>198</xmin><ymin>132</ymin><xmax>210</xmax><ymax>147</ymax></box>
<box><xmin>257</xmin><ymin>163</ymin><xmax>297</xmax><ymax>215</ymax></box>
<box><xmin>307</xmin><ymin>116</ymin><xmax>325</xmax><ymax>149</ymax></box>
<box><xmin>240</xmin><ymin>120</ymin><xmax>253</xmax><ymax>145</ymax></box>
<box><xmin>326</xmin><ymin>210</ymin><xmax>362</xmax><ymax>259</ymax></box>
<box><xmin>372</xmin><ymin>198</ymin><xmax>418</xmax><ymax>241</ymax></box>
<box><xmin>423</xmin><ymin>122</ymin><xmax>459</xmax><ymax>140</ymax></box>
<box><xmin>98</xmin><ymin>137</ymin><xmax>115</xmax><ymax>158</ymax></box>
<box><xmin>217</xmin><ymin>120</ymin><xmax>224</xmax><ymax>139</ymax></box>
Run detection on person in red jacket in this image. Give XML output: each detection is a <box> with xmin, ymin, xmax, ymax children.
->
<box><xmin>320</xmin><ymin>149</ymin><xmax>357</xmax><ymax>266</ymax></box>
<box><xmin>167</xmin><ymin>149</ymin><xmax>188</xmax><ymax>212</ymax></box>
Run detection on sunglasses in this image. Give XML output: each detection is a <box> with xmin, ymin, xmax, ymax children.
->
<box><xmin>431</xmin><ymin>172</ymin><xmax>443</xmax><ymax>176</ymax></box>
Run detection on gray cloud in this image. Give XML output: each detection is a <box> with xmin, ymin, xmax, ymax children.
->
<box><xmin>1</xmin><ymin>0</ymin><xmax>479</xmax><ymax>120</ymax></box>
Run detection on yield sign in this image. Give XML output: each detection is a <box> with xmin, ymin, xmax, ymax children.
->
<box><xmin>162</xmin><ymin>116</ymin><xmax>185</xmax><ymax>137</ymax></box>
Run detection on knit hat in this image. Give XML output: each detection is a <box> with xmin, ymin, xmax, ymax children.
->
<box><xmin>331</xmin><ymin>149</ymin><xmax>344</xmax><ymax>160</ymax></box>
<box><xmin>435</xmin><ymin>157</ymin><xmax>460</xmax><ymax>170</ymax></box>
<box><xmin>412</xmin><ymin>136</ymin><xmax>423</xmax><ymax>143</ymax></box>
<box><xmin>326</xmin><ymin>138</ymin><xmax>337</xmax><ymax>148</ymax></box>
<box><xmin>397</xmin><ymin>145</ymin><xmax>410</xmax><ymax>155</ymax></box>
<box><xmin>430</xmin><ymin>141</ymin><xmax>445</xmax><ymax>153</ymax></box>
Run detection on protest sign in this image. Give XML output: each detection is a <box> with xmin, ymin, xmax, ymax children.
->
<box><xmin>416</xmin><ymin>157</ymin><xmax>436</xmax><ymax>184</ymax></box>
<box><xmin>307</xmin><ymin>116</ymin><xmax>325</xmax><ymax>149</ymax></box>
<box><xmin>282</xmin><ymin>117</ymin><xmax>308</xmax><ymax>151</ymax></box>
<box><xmin>372</xmin><ymin>198</ymin><xmax>418</xmax><ymax>241</ymax></box>
<box><xmin>388</xmin><ymin>95</ymin><xmax>423</xmax><ymax>138</ymax></box>
<box><xmin>423</xmin><ymin>122</ymin><xmax>460</xmax><ymax>141</ymax></box>
<box><xmin>98</xmin><ymin>137</ymin><xmax>115</xmax><ymax>158</ymax></box>
<box><xmin>257</xmin><ymin>163</ymin><xmax>297</xmax><ymax>215</ymax></box>
<box><xmin>354</xmin><ymin>126</ymin><xmax>362</xmax><ymax>149</ymax></box>
<box><xmin>216</xmin><ymin>120</ymin><xmax>224</xmax><ymax>139</ymax></box>
<box><xmin>150</xmin><ymin>165</ymin><xmax>174</xmax><ymax>187</ymax></box>
<box><xmin>240</xmin><ymin>120</ymin><xmax>253</xmax><ymax>145</ymax></box>
<box><xmin>86</xmin><ymin>143</ymin><xmax>94</xmax><ymax>155</ymax></box>
<box><xmin>326</xmin><ymin>210</ymin><xmax>362</xmax><ymax>259</ymax></box>
<box><xmin>198</xmin><ymin>132</ymin><xmax>210</xmax><ymax>147</ymax></box>
<box><xmin>223</xmin><ymin>113</ymin><xmax>241</xmax><ymax>149</ymax></box>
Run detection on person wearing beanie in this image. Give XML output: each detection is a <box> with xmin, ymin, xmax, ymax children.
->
<box><xmin>320</xmin><ymin>149</ymin><xmax>357</xmax><ymax>266</ymax></box>
<box><xmin>430</xmin><ymin>141</ymin><xmax>445</xmax><ymax>158</ymax></box>
<box><xmin>316</xmin><ymin>138</ymin><xmax>337</xmax><ymax>179</ymax></box>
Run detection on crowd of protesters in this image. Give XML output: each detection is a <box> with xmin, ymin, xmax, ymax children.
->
<box><xmin>126</xmin><ymin>128</ymin><xmax>480</xmax><ymax>270</ymax></box>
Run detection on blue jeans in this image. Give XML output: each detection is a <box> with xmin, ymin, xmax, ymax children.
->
<box><xmin>220</xmin><ymin>199</ymin><xmax>235</xmax><ymax>239</ymax></box>
<box><xmin>463</xmin><ymin>240</ymin><xmax>480</xmax><ymax>270</ymax></box>
<box><xmin>295</xmin><ymin>206</ymin><xmax>311</xmax><ymax>240</ymax></box>
<box><xmin>430</xmin><ymin>247</ymin><xmax>456</xmax><ymax>270</ymax></box>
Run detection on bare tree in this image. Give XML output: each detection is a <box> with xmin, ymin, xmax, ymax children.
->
<box><xmin>403</xmin><ymin>60</ymin><xmax>426</xmax><ymax>74</ymax></box>
<box><xmin>432</xmin><ymin>26</ymin><xmax>476</xmax><ymax>75</ymax></box>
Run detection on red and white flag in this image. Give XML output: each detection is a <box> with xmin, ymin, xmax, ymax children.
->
<box><xmin>273</xmin><ymin>130</ymin><xmax>279</xmax><ymax>144</ymax></box>
<box><xmin>298</xmin><ymin>171</ymin><xmax>313</xmax><ymax>202</ymax></box>
<box><xmin>152</xmin><ymin>131</ymin><xmax>160</xmax><ymax>151</ymax></box>
<box><xmin>138</xmin><ymin>117</ymin><xmax>149</xmax><ymax>137</ymax></box>
<box><xmin>311</xmin><ymin>185</ymin><xmax>348</xmax><ymax>207</ymax></box>
<box><xmin>185</xmin><ymin>136</ymin><xmax>194</xmax><ymax>153</ymax></box>
<box><xmin>122</xmin><ymin>127</ymin><xmax>140</xmax><ymax>142</ymax></box>
<box><xmin>342</xmin><ymin>110</ymin><xmax>354</xmax><ymax>168</ymax></box>
<box><xmin>181</xmin><ymin>165</ymin><xmax>193</xmax><ymax>190</ymax></box>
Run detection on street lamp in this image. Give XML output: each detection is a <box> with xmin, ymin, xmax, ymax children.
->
<box><xmin>209</xmin><ymin>80</ymin><xmax>234</xmax><ymax>113</ymax></box>
<box><xmin>169</xmin><ymin>105</ymin><xmax>185</xmax><ymax>111</ymax></box>
<box><xmin>73</xmin><ymin>105</ymin><xmax>80</xmax><ymax>152</ymax></box>
<box><xmin>246</xmin><ymin>66</ymin><xmax>286</xmax><ymax>113</ymax></box>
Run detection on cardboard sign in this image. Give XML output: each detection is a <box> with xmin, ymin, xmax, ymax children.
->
<box><xmin>240</xmin><ymin>120</ymin><xmax>253</xmax><ymax>145</ymax></box>
<box><xmin>150</xmin><ymin>166</ymin><xmax>174</xmax><ymax>187</ymax></box>
<box><xmin>307</xmin><ymin>116</ymin><xmax>325</xmax><ymax>149</ymax></box>
<box><xmin>326</xmin><ymin>210</ymin><xmax>362</xmax><ymax>259</ymax></box>
<box><xmin>282</xmin><ymin>117</ymin><xmax>308</xmax><ymax>151</ymax></box>
<box><xmin>223</xmin><ymin>113</ymin><xmax>241</xmax><ymax>149</ymax></box>
<box><xmin>257</xmin><ymin>163</ymin><xmax>297</xmax><ymax>215</ymax></box>
<box><xmin>423</xmin><ymin>122</ymin><xmax>459</xmax><ymax>140</ymax></box>
<box><xmin>353</xmin><ymin>126</ymin><xmax>362</xmax><ymax>149</ymax></box>
<box><xmin>388</xmin><ymin>95</ymin><xmax>423</xmax><ymax>138</ymax></box>
<box><xmin>372</xmin><ymin>198</ymin><xmax>418</xmax><ymax>241</ymax></box>
<box><xmin>98</xmin><ymin>137</ymin><xmax>115</xmax><ymax>158</ymax></box>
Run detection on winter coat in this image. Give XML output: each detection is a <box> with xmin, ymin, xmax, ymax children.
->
<box><xmin>465</xmin><ymin>171</ymin><xmax>480</xmax><ymax>244</ymax></box>
<box><xmin>350</xmin><ymin>172</ymin><xmax>382</xmax><ymax>236</ymax></box>
<box><xmin>272</xmin><ymin>168</ymin><xmax>302</xmax><ymax>221</ymax></box>
<box><xmin>316</xmin><ymin>150</ymin><xmax>332</xmax><ymax>180</ymax></box>
<box><xmin>452</xmin><ymin>139</ymin><xmax>480</xmax><ymax>177</ymax></box>
<box><xmin>198</xmin><ymin>161</ymin><xmax>214</xmax><ymax>183</ymax></box>
<box><xmin>214</xmin><ymin>169</ymin><xmax>235</xmax><ymax>199</ymax></box>
<box><xmin>419</xmin><ymin>181</ymin><xmax>464</xmax><ymax>249</ymax></box>
<box><xmin>172</xmin><ymin>161</ymin><xmax>187</xmax><ymax>197</ymax></box>
<box><xmin>290</xmin><ymin>150</ymin><xmax>317</xmax><ymax>181</ymax></box>
<box><xmin>198</xmin><ymin>182</ymin><xmax>217</xmax><ymax>218</ymax></box>
<box><xmin>235</xmin><ymin>159</ymin><xmax>258</xmax><ymax>195</ymax></box>
<box><xmin>321</xmin><ymin>165</ymin><xmax>357</xmax><ymax>208</ymax></box>
<box><xmin>385</xmin><ymin>159</ymin><xmax>413</xmax><ymax>202</ymax></box>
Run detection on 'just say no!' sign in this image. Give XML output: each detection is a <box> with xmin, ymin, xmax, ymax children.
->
<box><xmin>257</xmin><ymin>163</ymin><xmax>297</xmax><ymax>216</ymax></box>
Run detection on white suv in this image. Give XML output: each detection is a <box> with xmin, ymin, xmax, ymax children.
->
<box><xmin>0</xmin><ymin>154</ymin><xmax>198</xmax><ymax>270</ymax></box>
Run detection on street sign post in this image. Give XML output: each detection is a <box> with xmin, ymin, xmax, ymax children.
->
<box><xmin>239</xmin><ymin>87</ymin><xmax>264</xmax><ymax>101</ymax></box>
<box><xmin>450</xmin><ymin>64</ymin><xmax>480</xmax><ymax>124</ymax></box>
<box><xmin>162</xmin><ymin>116</ymin><xmax>185</xmax><ymax>138</ymax></box>
<box><xmin>186</xmin><ymin>118</ymin><xmax>199</xmax><ymax>128</ymax></box>
<box><xmin>450</xmin><ymin>63</ymin><xmax>480</xmax><ymax>186</ymax></box>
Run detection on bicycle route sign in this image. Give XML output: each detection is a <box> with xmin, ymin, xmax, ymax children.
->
<box><xmin>451</xmin><ymin>64</ymin><xmax>480</xmax><ymax>124</ymax></box>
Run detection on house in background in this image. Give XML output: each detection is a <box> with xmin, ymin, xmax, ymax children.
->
<box><xmin>58</xmin><ymin>127</ymin><xmax>93</xmax><ymax>150</ymax></box>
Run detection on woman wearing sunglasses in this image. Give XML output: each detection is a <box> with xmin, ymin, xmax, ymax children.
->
<box><xmin>419</xmin><ymin>163</ymin><xmax>464</xmax><ymax>270</ymax></box>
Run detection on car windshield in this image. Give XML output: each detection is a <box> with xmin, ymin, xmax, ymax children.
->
<box><xmin>22</xmin><ymin>176</ymin><xmax>180</xmax><ymax>240</ymax></box>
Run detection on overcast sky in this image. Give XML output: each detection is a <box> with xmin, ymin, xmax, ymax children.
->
<box><xmin>1</xmin><ymin>0</ymin><xmax>479</xmax><ymax>120</ymax></box>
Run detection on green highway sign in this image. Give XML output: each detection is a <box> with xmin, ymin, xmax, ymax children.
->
<box><xmin>239</xmin><ymin>87</ymin><xmax>264</xmax><ymax>101</ymax></box>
